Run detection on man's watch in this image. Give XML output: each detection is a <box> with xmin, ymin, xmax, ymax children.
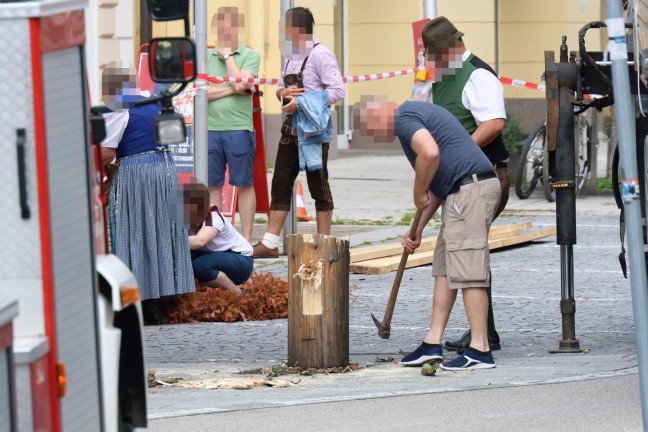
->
<box><xmin>222</xmin><ymin>53</ymin><xmax>231</xmax><ymax>60</ymax></box>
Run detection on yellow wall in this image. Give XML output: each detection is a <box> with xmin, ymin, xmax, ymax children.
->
<box><xmin>152</xmin><ymin>0</ymin><xmax>284</xmax><ymax>114</ymax></box>
<box><xmin>148</xmin><ymin>0</ymin><xmax>606</xmax><ymax>106</ymax></box>
<box><xmin>437</xmin><ymin>0</ymin><xmax>497</xmax><ymax>66</ymax></box>
<box><xmin>346</xmin><ymin>0</ymin><xmax>421</xmax><ymax>105</ymax></box>
<box><xmin>500</xmin><ymin>0</ymin><xmax>604</xmax><ymax>99</ymax></box>
<box><xmin>346</xmin><ymin>0</ymin><xmax>500</xmax><ymax>105</ymax></box>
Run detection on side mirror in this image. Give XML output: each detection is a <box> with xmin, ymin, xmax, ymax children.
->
<box><xmin>147</xmin><ymin>0</ymin><xmax>189</xmax><ymax>21</ymax></box>
<box><xmin>149</xmin><ymin>37</ymin><xmax>196</xmax><ymax>83</ymax></box>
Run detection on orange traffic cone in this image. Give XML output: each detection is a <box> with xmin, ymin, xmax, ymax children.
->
<box><xmin>295</xmin><ymin>181</ymin><xmax>311</xmax><ymax>222</ymax></box>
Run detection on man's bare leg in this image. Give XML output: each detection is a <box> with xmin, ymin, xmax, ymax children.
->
<box><xmin>253</xmin><ymin>209</ymin><xmax>289</xmax><ymax>257</ymax></box>
<box><xmin>316</xmin><ymin>210</ymin><xmax>332</xmax><ymax>235</ymax></box>
<box><xmin>208</xmin><ymin>185</ymin><xmax>223</xmax><ymax>209</ymax></box>
<box><xmin>237</xmin><ymin>185</ymin><xmax>256</xmax><ymax>241</ymax></box>
<box><xmin>423</xmin><ymin>275</ymin><xmax>458</xmax><ymax>344</ymax></box>
<box><xmin>462</xmin><ymin>287</ymin><xmax>490</xmax><ymax>352</ymax></box>
<box><xmin>267</xmin><ymin>209</ymin><xmax>289</xmax><ymax>236</ymax></box>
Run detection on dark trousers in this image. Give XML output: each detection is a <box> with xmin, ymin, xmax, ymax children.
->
<box><xmin>270</xmin><ymin>130</ymin><xmax>334</xmax><ymax>212</ymax></box>
<box><xmin>487</xmin><ymin>165</ymin><xmax>512</xmax><ymax>335</ymax></box>
<box><xmin>494</xmin><ymin>166</ymin><xmax>511</xmax><ymax>218</ymax></box>
<box><xmin>191</xmin><ymin>250</ymin><xmax>254</xmax><ymax>285</ymax></box>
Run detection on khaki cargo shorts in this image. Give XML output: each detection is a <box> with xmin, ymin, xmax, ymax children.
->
<box><xmin>432</xmin><ymin>176</ymin><xmax>501</xmax><ymax>289</ymax></box>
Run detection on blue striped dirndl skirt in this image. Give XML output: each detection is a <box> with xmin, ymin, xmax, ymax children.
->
<box><xmin>108</xmin><ymin>149</ymin><xmax>195</xmax><ymax>300</ymax></box>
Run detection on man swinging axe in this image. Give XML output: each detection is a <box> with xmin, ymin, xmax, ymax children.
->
<box><xmin>355</xmin><ymin>97</ymin><xmax>501</xmax><ymax>370</ymax></box>
<box><xmin>421</xmin><ymin>16</ymin><xmax>509</xmax><ymax>353</ymax></box>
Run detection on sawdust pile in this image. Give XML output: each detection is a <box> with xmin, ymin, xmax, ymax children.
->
<box><xmin>160</xmin><ymin>271</ymin><xmax>288</xmax><ymax>323</ymax></box>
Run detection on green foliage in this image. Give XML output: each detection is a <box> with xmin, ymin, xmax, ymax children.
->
<box><xmin>331</xmin><ymin>217</ymin><xmax>395</xmax><ymax>226</ymax></box>
<box><xmin>502</xmin><ymin>112</ymin><xmax>527</xmax><ymax>154</ymax></box>
<box><xmin>597</xmin><ymin>176</ymin><xmax>613</xmax><ymax>191</ymax></box>
<box><xmin>266</xmin><ymin>365</ymin><xmax>288</xmax><ymax>378</ymax></box>
<box><xmin>397</xmin><ymin>210</ymin><xmax>416</xmax><ymax>226</ymax></box>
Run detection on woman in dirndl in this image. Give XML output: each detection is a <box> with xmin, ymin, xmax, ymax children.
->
<box><xmin>100</xmin><ymin>65</ymin><xmax>194</xmax><ymax>325</ymax></box>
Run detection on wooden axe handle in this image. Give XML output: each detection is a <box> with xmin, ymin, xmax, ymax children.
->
<box><xmin>380</xmin><ymin>209</ymin><xmax>423</xmax><ymax>329</ymax></box>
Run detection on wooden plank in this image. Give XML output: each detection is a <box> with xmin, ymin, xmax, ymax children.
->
<box><xmin>487</xmin><ymin>227</ymin><xmax>557</xmax><ymax>249</ymax></box>
<box><xmin>349</xmin><ymin>226</ymin><xmax>556</xmax><ymax>275</ymax></box>
<box><xmin>349</xmin><ymin>221</ymin><xmax>533</xmax><ymax>263</ymax></box>
<box><xmin>489</xmin><ymin>221</ymin><xmax>532</xmax><ymax>235</ymax></box>
<box><xmin>350</xmin><ymin>238</ymin><xmax>435</xmax><ymax>263</ymax></box>
<box><xmin>350</xmin><ymin>249</ymin><xmax>434</xmax><ymax>275</ymax></box>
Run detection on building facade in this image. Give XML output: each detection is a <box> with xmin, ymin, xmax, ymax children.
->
<box><xmin>87</xmin><ymin>0</ymin><xmax>608</xmax><ymax>157</ymax></box>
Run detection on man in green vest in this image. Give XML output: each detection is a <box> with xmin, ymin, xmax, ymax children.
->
<box><xmin>422</xmin><ymin>16</ymin><xmax>510</xmax><ymax>354</ymax></box>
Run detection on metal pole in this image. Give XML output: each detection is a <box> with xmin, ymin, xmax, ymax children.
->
<box><xmin>281</xmin><ymin>0</ymin><xmax>295</xmax><ymax>254</ymax></box>
<box><xmin>423</xmin><ymin>0</ymin><xmax>436</xmax><ymax>19</ymax></box>
<box><xmin>606</xmin><ymin>0</ymin><xmax>648</xmax><ymax>427</ymax></box>
<box><xmin>193</xmin><ymin>0</ymin><xmax>208</xmax><ymax>184</ymax></box>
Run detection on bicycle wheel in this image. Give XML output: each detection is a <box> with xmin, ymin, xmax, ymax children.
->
<box><xmin>542</xmin><ymin>146</ymin><xmax>556</xmax><ymax>202</ymax></box>
<box><xmin>575</xmin><ymin>123</ymin><xmax>592</xmax><ymax>197</ymax></box>
<box><xmin>516</xmin><ymin>123</ymin><xmax>546</xmax><ymax>199</ymax></box>
<box><xmin>611</xmin><ymin>144</ymin><xmax>622</xmax><ymax>210</ymax></box>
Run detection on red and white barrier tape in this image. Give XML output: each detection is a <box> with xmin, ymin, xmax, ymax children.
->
<box><xmin>175</xmin><ymin>70</ymin><xmax>550</xmax><ymax>107</ymax></box>
<box><xmin>499</xmin><ymin>77</ymin><xmax>546</xmax><ymax>92</ymax></box>
<box><xmin>195</xmin><ymin>66</ymin><xmax>426</xmax><ymax>85</ymax></box>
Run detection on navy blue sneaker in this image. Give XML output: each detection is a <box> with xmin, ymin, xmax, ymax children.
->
<box><xmin>400</xmin><ymin>342</ymin><xmax>444</xmax><ymax>366</ymax></box>
<box><xmin>440</xmin><ymin>348</ymin><xmax>495</xmax><ymax>370</ymax></box>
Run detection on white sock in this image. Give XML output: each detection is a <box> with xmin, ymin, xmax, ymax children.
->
<box><xmin>261</xmin><ymin>233</ymin><xmax>280</xmax><ymax>249</ymax></box>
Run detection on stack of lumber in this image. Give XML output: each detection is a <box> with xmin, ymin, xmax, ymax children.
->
<box><xmin>349</xmin><ymin>221</ymin><xmax>556</xmax><ymax>275</ymax></box>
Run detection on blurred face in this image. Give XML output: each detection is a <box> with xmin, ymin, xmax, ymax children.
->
<box><xmin>101</xmin><ymin>65</ymin><xmax>139</xmax><ymax>111</ymax></box>
<box><xmin>280</xmin><ymin>15</ymin><xmax>314</xmax><ymax>59</ymax></box>
<box><xmin>178</xmin><ymin>179</ymin><xmax>210</xmax><ymax>230</ymax></box>
<box><xmin>425</xmin><ymin>38</ymin><xmax>464</xmax><ymax>81</ymax></box>
<box><xmin>354</xmin><ymin>99</ymin><xmax>397</xmax><ymax>141</ymax></box>
<box><xmin>213</xmin><ymin>8</ymin><xmax>244</xmax><ymax>48</ymax></box>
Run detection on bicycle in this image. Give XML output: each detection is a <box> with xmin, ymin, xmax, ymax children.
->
<box><xmin>515</xmin><ymin>113</ymin><xmax>592</xmax><ymax>202</ymax></box>
<box><xmin>574</xmin><ymin>113</ymin><xmax>593</xmax><ymax>198</ymax></box>
<box><xmin>515</xmin><ymin>122</ymin><xmax>555</xmax><ymax>202</ymax></box>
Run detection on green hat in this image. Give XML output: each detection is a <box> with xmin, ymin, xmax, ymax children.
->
<box><xmin>422</xmin><ymin>16</ymin><xmax>464</xmax><ymax>52</ymax></box>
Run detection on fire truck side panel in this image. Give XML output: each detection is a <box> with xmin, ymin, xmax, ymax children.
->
<box><xmin>0</xmin><ymin>301</ymin><xmax>19</xmax><ymax>432</ymax></box>
<box><xmin>0</xmin><ymin>16</ymin><xmax>45</xmax><ymax>341</ymax></box>
<box><xmin>41</xmin><ymin>46</ymin><xmax>103</xmax><ymax>431</ymax></box>
<box><xmin>0</xmin><ymin>349</ymin><xmax>13</xmax><ymax>432</ymax></box>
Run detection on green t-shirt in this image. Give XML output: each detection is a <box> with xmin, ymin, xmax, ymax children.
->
<box><xmin>207</xmin><ymin>46</ymin><xmax>261</xmax><ymax>131</ymax></box>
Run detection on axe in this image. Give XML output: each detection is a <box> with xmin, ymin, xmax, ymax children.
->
<box><xmin>371</xmin><ymin>209</ymin><xmax>423</xmax><ymax>339</ymax></box>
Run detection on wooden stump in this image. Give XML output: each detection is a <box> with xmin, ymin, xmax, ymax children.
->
<box><xmin>288</xmin><ymin>234</ymin><xmax>349</xmax><ymax>369</ymax></box>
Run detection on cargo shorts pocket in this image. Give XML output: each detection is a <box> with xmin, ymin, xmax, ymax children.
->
<box><xmin>446</xmin><ymin>236</ymin><xmax>489</xmax><ymax>283</ymax></box>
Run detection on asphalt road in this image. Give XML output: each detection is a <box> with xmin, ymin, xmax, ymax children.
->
<box><xmin>148</xmin><ymin>373</ymin><xmax>642</xmax><ymax>432</ymax></box>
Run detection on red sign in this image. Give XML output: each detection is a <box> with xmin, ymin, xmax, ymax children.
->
<box><xmin>252</xmin><ymin>88</ymin><xmax>270</xmax><ymax>213</ymax></box>
<box><xmin>136</xmin><ymin>45</ymin><xmax>155</xmax><ymax>93</ymax></box>
<box><xmin>220</xmin><ymin>167</ymin><xmax>238</xmax><ymax>222</ymax></box>
<box><xmin>412</xmin><ymin>18</ymin><xmax>430</xmax><ymax>67</ymax></box>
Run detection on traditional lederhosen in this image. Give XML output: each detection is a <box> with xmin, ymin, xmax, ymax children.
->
<box><xmin>270</xmin><ymin>44</ymin><xmax>334</xmax><ymax>212</ymax></box>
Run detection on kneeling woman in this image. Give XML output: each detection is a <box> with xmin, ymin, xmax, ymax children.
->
<box><xmin>186</xmin><ymin>182</ymin><xmax>254</xmax><ymax>293</ymax></box>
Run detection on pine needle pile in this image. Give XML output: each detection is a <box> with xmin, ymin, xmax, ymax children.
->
<box><xmin>160</xmin><ymin>271</ymin><xmax>288</xmax><ymax>323</ymax></box>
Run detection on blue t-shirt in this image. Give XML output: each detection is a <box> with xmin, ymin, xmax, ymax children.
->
<box><xmin>395</xmin><ymin>101</ymin><xmax>494</xmax><ymax>200</ymax></box>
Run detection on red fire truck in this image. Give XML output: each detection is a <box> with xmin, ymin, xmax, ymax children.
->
<box><xmin>0</xmin><ymin>1</ymin><xmax>147</xmax><ymax>430</ymax></box>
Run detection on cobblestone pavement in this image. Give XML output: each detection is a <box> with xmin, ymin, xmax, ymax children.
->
<box><xmin>145</xmin><ymin>213</ymin><xmax>638</xmax><ymax>419</ymax></box>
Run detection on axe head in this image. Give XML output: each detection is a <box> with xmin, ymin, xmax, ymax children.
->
<box><xmin>371</xmin><ymin>313</ymin><xmax>391</xmax><ymax>339</ymax></box>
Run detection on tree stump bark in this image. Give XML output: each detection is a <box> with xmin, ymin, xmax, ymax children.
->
<box><xmin>287</xmin><ymin>234</ymin><xmax>349</xmax><ymax>369</ymax></box>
